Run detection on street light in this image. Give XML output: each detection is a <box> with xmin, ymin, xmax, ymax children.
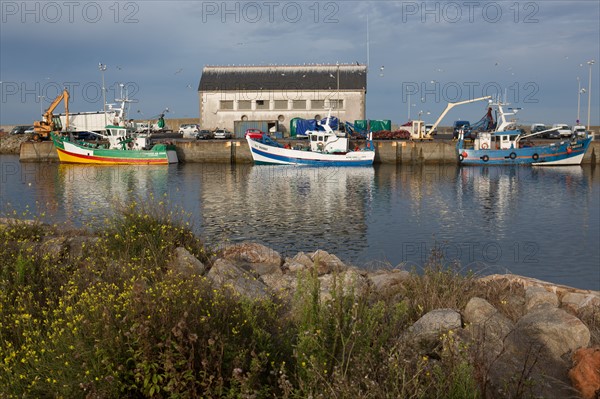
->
<box><xmin>99</xmin><ymin>63</ymin><xmax>107</xmax><ymax>125</ymax></box>
<box><xmin>576</xmin><ymin>77</ymin><xmax>586</xmax><ymax>125</ymax></box>
<box><xmin>586</xmin><ymin>59</ymin><xmax>595</xmax><ymax>131</ymax></box>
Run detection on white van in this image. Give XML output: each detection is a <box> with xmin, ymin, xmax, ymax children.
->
<box><xmin>552</xmin><ymin>124</ymin><xmax>572</xmax><ymax>138</ymax></box>
<box><xmin>572</xmin><ymin>125</ymin><xmax>587</xmax><ymax>137</ymax></box>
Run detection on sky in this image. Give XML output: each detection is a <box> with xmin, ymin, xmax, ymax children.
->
<box><xmin>1</xmin><ymin>1</ymin><xmax>599</xmax><ymax>127</ymax></box>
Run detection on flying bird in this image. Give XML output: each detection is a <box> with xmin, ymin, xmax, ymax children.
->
<box><xmin>174</xmin><ymin>68</ymin><xmax>183</xmax><ymax>74</ymax></box>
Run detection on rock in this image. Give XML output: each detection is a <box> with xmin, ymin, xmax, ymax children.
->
<box><xmin>283</xmin><ymin>252</ymin><xmax>313</xmax><ymax>273</ymax></box>
<box><xmin>368</xmin><ymin>270</ymin><xmax>410</xmax><ymax>296</ymax></box>
<box><xmin>220</xmin><ymin>242</ymin><xmax>283</xmax><ymax>276</ymax></box>
<box><xmin>561</xmin><ymin>292</ymin><xmax>600</xmax><ymax>316</ymax></box>
<box><xmin>464</xmin><ymin>297</ymin><xmax>513</xmax><ymax>340</ymax></box>
<box><xmin>409</xmin><ymin>309</ymin><xmax>462</xmax><ymax>347</ymax></box>
<box><xmin>487</xmin><ymin>306</ymin><xmax>591</xmax><ymax>399</ymax></box>
<box><xmin>207</xmin><ymin>259</ymin><xmax>268</xmax><ymax>299</ymax></box>
<box><xmin>310</xmin><ymin>249</ymin><xmax>346</xmax><ymax>275</ymax></box>
<box><xmin>261</xmin><ymin>273</ymin><xmax>297</xmax><ymax>299</ymax></box>
<box><xmin>524</xmin><ymin>286</ymin><xmax>558</xmax><ymax>313</ymax></box>
<box><xmin>65</xmin><ymin>236</ymin><xmax>99</xmax><ymax>261</ymax></box>
<box><xmin>509</xmin><ymin>306</ymin><xmax>590</xmax><ymax>359</ymax></box>
<box><xmin>318</xmin><ymin>268</ymin><xmax>367</xmax><ymax>302</ymax></box>
<box><xmin>168</xmin><ymin>247</ymin><xmax>206</xmax><ymax>277</ymax></box>
<box><xmin>568</xmin><ymin>347</ymin><xmax>600</xmax><ymax>399</ymax></box>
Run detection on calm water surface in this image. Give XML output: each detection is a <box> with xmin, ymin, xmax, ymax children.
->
<box><xmin>1</xmin><ymin>154</ymin><xmax>598</xmax><ymax>290</ymax></box>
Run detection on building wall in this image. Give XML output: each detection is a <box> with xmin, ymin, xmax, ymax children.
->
<box><xmin>199</xmin><ymin>90</ymin><xmax>365</xmax><ymax>134</ymax></box>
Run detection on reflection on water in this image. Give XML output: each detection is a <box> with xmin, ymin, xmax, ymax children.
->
<box><xmin>55</xmin><ymin>164</ymin><xmax>171</xmax><ymax>224</ymax></box>
<box><xmin>198</xmin><ymin>165</ymin><xmax>375</xmax><ymax>259</ymax></box>
<box><xmin>1</xmin><ymin>154</ymin><xmax>598</xmax><ymax>290</ymax></box>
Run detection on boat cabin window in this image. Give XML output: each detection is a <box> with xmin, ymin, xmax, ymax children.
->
<box><xmin>319</xmin><ymin>136</ymin><xmax>324</xmax><ymax>141</ymax></box>
<box><xmin>310</xmin><ymin>135</ymin><xmax>317</xmax><ymax>142</ymax></box>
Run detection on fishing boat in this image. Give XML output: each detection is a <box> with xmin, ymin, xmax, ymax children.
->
<box><xmin>246</xmin><ymin>113</ymin><xmax>375</xmax><ymax>166</ymax></box>
<box><xmin>43</xmin><ymin>84</ymin><xmax>178</xmax><ymax>165</ymax></box>
<box><xmin>456</xmin><ymin>99</ymin><xmax>593</xmax><ymax>166</ymax></box>
<box><xmin>51</xmin><ymin>126</ymin><xmax>178</xmax><ymax>165</ymax></box>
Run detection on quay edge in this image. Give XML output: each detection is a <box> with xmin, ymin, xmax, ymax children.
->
<box><xmin>17</xmin><ymin>139</ymin><xmax>600</xmax><ymax>165</ymax></box>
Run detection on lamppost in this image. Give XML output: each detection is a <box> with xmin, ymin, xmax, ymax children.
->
<box><xmin>576</xmin><ymin>81</ymin><xmax>586</xmax><ymax>126</ymax></box>
<box><xmin>586</xmin><ymin>60</ymin><xmax>595</xmax><ymax>131</ymax></box>
<box><xmin>336</xmin><ymin>62</ymin><xmax>340</xmax><ymax>121</ymax></box>
<box><xmin>407</xmin><ymin>95</ymin><xmax>415</xmax><ymax>121</ymax></box>
<box><xmin>99</xmin><ymin>63</ymin><xmax>107</xmax><ymax>125</ymax></box>
<box><xmin>38</xmin><ymin>95</ymin><xmax>45</xmax><ymax>118</ymax></box>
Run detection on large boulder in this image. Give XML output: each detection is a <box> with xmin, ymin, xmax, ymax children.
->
<box><xmin>283</xmin><ymin>252</ymin><xmax>314</xmax><ymax>273</ymax></box>
<box><xmin>408</xmin><ymin>308</ymin><xmax>462</xmax><ymax>347</ymax></box>
<box><xmin>367</xmin><ymin>270</ymin><xmax>410</xmax><ymax>297</ymax></box>
<box><xmin>317</xmin><ymin>268</ymin><xmax>367</xmax><ymax>302</ymax></box>
<box><xmin>524</xmin><ymin>286</ymin><xmax>559</xmax><ymax>313</ymax></box>
<box><xmin>310</xmin><ymin>249</ymin><xmax>347</xmax><ymax>275</ymax></box>
<box><xmin>561</xmin><ymin>292</ymin><xmax>600</xmax><ymax>317</ymax></box>
<box><xmin>568</xmin><ymin>347</ymin><xmax>600</xmax><ymax>399</ymax></box>
<box><xmin>220</xmin><ymin>242</ymin><xmax>283</xmax><ymax>276</ymax></box>
<box><xmin>168</xmin><ymin>247</ymin><xmax>206</xmax><ymax>277</ymax></box>
<box><xmin>207</xmin><ymin>259</ymin><xmax>269</xmax><ymax>300</ymax></box>
<box><xmin>486</xmin><ymin>306</ymin><xmax>591</xmax><ymax>399</ymax></box>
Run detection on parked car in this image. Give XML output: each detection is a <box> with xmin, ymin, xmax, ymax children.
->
<box><xmin>196</xmin><ymin>129</ymin><xmax>214</xmax><ymax>140</ymax></box>
<box><xmin>10</xmin><ymin>125</ymin><xmax>33</xmax><ymax>135</ymax></box>
<box><xmin>546</xmin><ymin>129</ymin><xmax>561</xmax><ymax>139</ymax></box>
<box><xmin>572</xmin><ymin>125</ymin><xmax>587</xmax><ymax>137</ymax></box>
<box><xmin>24</xmin><ymin>126</ymin><xmax>35</xmax><ymax>134</ymax></box>
<box><xmin>76</xmin><ymin>131</ymin><xmax>98</xmax><ymax>140</ymax></box>
<box><xmin>213</xmin><ymin>128</ymin><xmax>233</xmax><ymax>139</ymax></box>
<box><xmin>179</xmin><ymin>124</ymin><xmax>199</xmax><ymax>137</ymax></box>
<box><xmin>245</xmin><ymin>128</ymin><xmax>265</xmax><ymax>139</ymax></box>
<box><xmin>552</xmin><ymin>123</ymin><xmax>572</xmax><ymax>138</ymax></box>
<box><xmin>530</xmin><ymin>123</ymin><xmax>546</xmax><ymax>134</ymax></box>
<box><xmin>452</xmin><ymin>120</ymin><xmax>470</xmax><ymax>139</ymax></box>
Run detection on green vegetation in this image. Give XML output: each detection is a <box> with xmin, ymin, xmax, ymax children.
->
<box><xmin>1</xmin><ymin>204</ymin><xmax>591</xmax><ymax>398</ymax></box>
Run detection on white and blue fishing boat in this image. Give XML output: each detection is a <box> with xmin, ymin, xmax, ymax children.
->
<box><xmin>246</xmin><ymin>113</ymin><xmax>375</xmax><ymax>166</ymax></box>
<box><xmin>457</xmin><ymin>100</ymin><xmax>593</xmax><ymax>166</ymax></box>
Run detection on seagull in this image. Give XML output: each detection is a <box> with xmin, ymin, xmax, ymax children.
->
<box><xmin>117</xmin><ymin>66</ymin><xmax>122</xmax><ymax>70</ymax></box>
<box><xmin>186</xmin><ymin>84</ymin><xmax>192</xmax><ymax>89</ymax></box>
<box><xmin>174</xmin><ymin>68</ymin><xmax>183</xmax><ymax>74</ymax></box>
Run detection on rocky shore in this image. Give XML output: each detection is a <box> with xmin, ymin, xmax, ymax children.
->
<box><xmin>0</xmin><ymin>133</ymin><xmax>30</xmax><ymax>154</ymax></box>
<box><xmin>204</xmin><ymin>242</ymin><xmax>599</xmax><ymax>398</ymax></box>
<box><xmin>5</xmin><ymin>215</ymin><xmax>597</xmax><ymax>398</ymax></box>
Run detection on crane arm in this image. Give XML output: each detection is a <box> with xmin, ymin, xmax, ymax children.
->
<box><xmin>429</xmin><ymin>96</ymin><xmax>492</xmax><ymax>133</ymax></box>
<box><xmin>35</xmin><ymin>89</ymin><xmax>69</xmax><ymax>135</ymax></box>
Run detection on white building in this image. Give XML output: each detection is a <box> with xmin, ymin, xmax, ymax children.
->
<box><xmin>198</xmin><ymin>64</ymin><xmax>367</xmax><ymax>135</ymax></box>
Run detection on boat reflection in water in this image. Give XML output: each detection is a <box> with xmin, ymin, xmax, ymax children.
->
<box><xmin>198</xmin><ymin>165</ymin><xmax>375</xmax><ymax>259</ymax></box>
<box><xmin>56</xmin><ymin>163</ymin><xmax>171</xmax><ymax>225</ymax></box>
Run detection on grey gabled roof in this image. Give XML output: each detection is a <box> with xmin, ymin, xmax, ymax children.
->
<box><xmin>199</xmin><ymin>64</ymin><xmax>367</xmax><ymax>92</ymax></box>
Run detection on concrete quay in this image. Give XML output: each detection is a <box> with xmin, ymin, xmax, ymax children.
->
<box><xmin>18</xmin><ymin>139</ymin><xmax>600</xmax><ymax>165</ymax></box>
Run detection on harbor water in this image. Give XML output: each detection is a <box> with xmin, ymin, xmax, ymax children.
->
<box><xmin>1</xmin><ymin>154</ymin><xmax>598</xmax><ymax>290</ymax></box>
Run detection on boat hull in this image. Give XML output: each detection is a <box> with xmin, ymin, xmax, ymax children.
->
<box><xmin>457</xmin><ymin>137</ymin><xmax>592</xmax><ymax>166</ymax></box>
<box><xmin>246</xmin><ymin>137</ymin><xmax>374</xmax><ymax>166</ymax></box>
<box><xmin>52</xmin><ymin>134</ymin><xmax>178</xmax><ymax>165</ymax></box>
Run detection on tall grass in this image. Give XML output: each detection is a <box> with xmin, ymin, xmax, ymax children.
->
<box><xmin>1</xmin><ymin>206</ymin><xmax>555</xmax><ymax>398</ymax></box>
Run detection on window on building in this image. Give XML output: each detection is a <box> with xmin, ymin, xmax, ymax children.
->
<box><xmin>256</xmin><ymin>100</ymin><xmax>268</xmax><ymax>110</ymax></box>
<box><xmin>220</xmin><ymin>100</ymin><xmax>233</xmax><ymax>110</ymax></box>
<box><xmin>292</xmin><ymin>100</ymin><xmax>306</xmax><ymax>110</ymax></box>
<box><xmin>274</xmin><ymin>100</ymin><xmax>288</xmax><ymax>110</ymax></box>
<box><xmin>238</xmin><ymin>100</ymin><xmax>251</xmax><ymax>110</ymax></box>
<box><xmin>330</xmin><ymin>99</ymin><xmax>344</xmax><ymax>109</ymax></box>
<box><xmin>311</xmin><ymin>100</ymin><xmax>325</xmax><ymax>109</ymax></box>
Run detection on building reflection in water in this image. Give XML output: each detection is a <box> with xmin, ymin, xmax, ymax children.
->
<box><xmin>196</xmin><ymin>165</ymin><xmax>375</xmax><ymax>259</ymax></box>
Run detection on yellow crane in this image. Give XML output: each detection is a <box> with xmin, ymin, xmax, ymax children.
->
<box><xmin>33</xmin><ymin>89</ymin><xmax>69</xmax><ymax>141</ymax></box>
